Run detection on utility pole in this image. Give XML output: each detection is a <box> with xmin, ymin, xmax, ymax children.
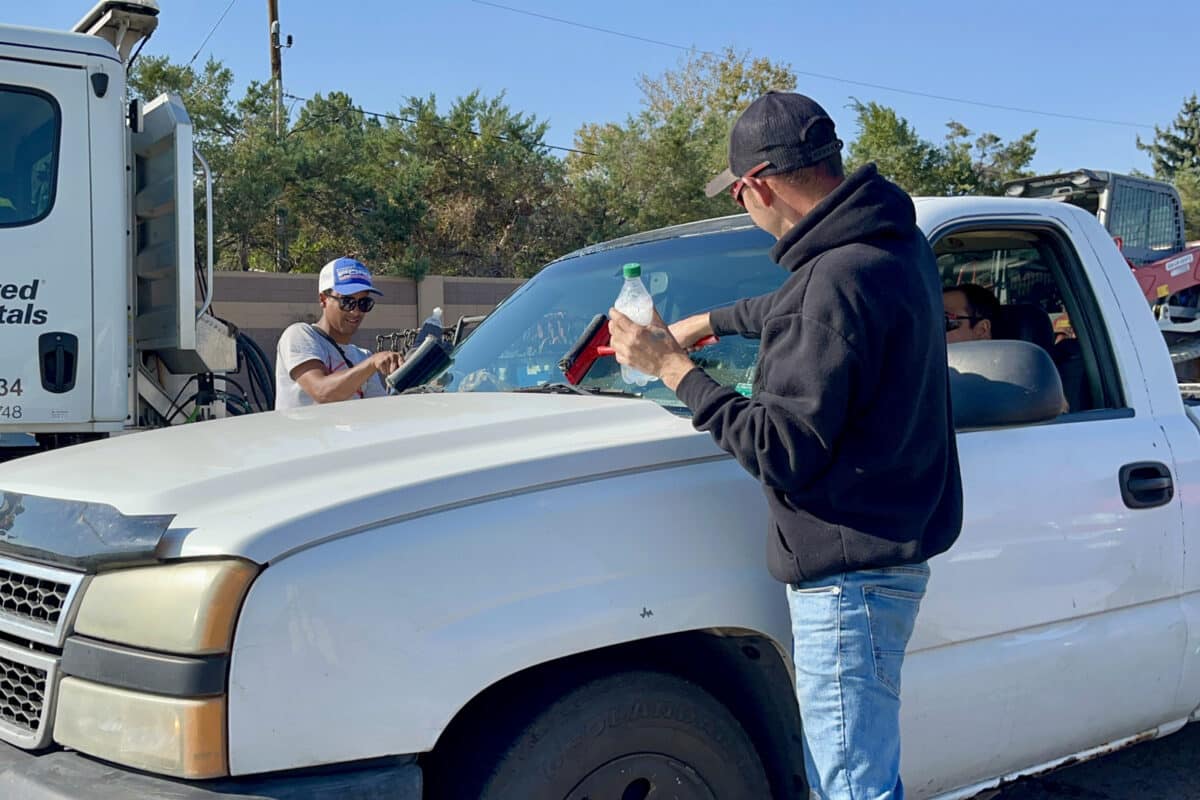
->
<box><xmin>267</xmin><ymin>0</ymin><xmax>282</xmax><ymax>136</ymax></box>
<box><xmin>267</xmin><ymin>0</ymin><xmax>289</xmax><ymax>271</ymax></box>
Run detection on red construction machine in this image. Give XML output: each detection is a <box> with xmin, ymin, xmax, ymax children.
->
<box><xmin>1003</xmin><ymin>169</ymin><xmax>1200</xmax><ymax>366</ymax></box>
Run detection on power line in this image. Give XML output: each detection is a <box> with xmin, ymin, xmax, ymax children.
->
<box><xmin>188</xmin><ymin>0</ymin><xmax>240</xmax><ymax>66</ymax></box>
<box><xmin>469</xmin><ymin>0</ymin><xmax>1154</xmax><ymax>131</ymax></box>
<box><xmin>473</xmin><ymin>0</ymin><xmax>701</xmax><ymax>54</ymax></box>
<box><xmin>282</xmin><ymin>92</ymin><xmax>598</xmax><ymax>156</ymax></box>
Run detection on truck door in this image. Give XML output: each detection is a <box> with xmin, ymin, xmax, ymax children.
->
<box><xmin>901</xmin><ymin>208</ymin><xmax>1187</xmax><ymax>795</ymax></box>
<box><xmin>0</xmin><ymin>60</ymin><xmax>93</xmax><ymax>428</ymax></box>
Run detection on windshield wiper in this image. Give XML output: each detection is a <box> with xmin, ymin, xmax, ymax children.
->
<box><xmin>512</xmin><ymin>383</ymin><xmax>641</xmax><ymax>398</ymax></box>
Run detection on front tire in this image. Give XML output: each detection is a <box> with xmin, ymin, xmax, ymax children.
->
<box><xmin>435</xmin><ymin>670</ymin><xmax>772</xmax><ymax>800</ymax></box>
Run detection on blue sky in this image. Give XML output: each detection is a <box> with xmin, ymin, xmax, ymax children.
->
<box><xmin>10</xmin><ymin>1</ymin><xmax>1198</xmax><ymax>175</ymax></box>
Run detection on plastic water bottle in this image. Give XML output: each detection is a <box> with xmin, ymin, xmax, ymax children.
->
<box><xmin>614</xmin><ymin>263</ymin><xmax>656</xmax><ymax>386</ymax></box>
<box><xmin>417</xmin><ymin>306</ymin><xmax>444</xmax><ymax>347</ymax></box>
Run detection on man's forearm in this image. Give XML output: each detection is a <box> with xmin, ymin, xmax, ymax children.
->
<box><xmin>310</xmin><ymin>360</ymin><xmax>379</xmax><ymax>403</ymax></box>
<box><xmin>669</xmin><ymin>312</ymin><xmax>714</xmax><ymax>349</ymax></box>
<box><xmin>686</xmin><ymin>312</ymin><xmax>714</xmax><ymax>342</ymax></box>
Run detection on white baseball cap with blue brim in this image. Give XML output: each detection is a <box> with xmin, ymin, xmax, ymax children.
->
<box><xmin>318</xmin><ymin>257</ymin><xmax>383</xmax><ymax>296</ymax></box>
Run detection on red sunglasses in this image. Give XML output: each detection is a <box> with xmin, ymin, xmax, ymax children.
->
<box><xmin>731</xmin><ymin>161</ymin><xmax>771</xmax><ymax>207</ymax></box>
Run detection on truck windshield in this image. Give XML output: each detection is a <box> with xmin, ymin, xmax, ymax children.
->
<box><xmin>427</xmin><ymin>225</ymin><xmax>784</xmax><ymax>413</ymax></box>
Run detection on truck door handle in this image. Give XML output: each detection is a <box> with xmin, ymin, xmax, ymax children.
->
<box><xmin>1119</xmin><ymin>462</ymin><xmax>1174</xmax><ymax>509</ymax></box>
<box><xmin>38</xmin><ymin>332</ymin><xmax>79</xmax><ymax>394</ymax></box>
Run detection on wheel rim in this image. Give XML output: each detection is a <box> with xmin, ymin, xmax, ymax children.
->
<box><xmin>564</xmin><ymin>753</ymin><xmax>718</xmax><ymax>800</ymax></box>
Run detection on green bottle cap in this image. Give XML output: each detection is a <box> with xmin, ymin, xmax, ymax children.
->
<box><xmin>622</xmin><ymin>263</ymin><xmax>641</xmax><ymax>278</ymax></box>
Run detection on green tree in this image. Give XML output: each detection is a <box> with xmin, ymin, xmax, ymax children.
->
<box><xmin>1137</xmin><ymin>94</ymin><xmax>1200</xmax><ymax>179</ymax></box>
<box><xmin>286</xmin><ymin>92</ymin><xmax>408</xmax><ymax>272</ymax></box>
<box><xmin>1176</xmin><ymin>168</ymin><xmax>1200</xmax><ymax>242</ymax></box>
<box><xmin>567</xmin><ymin>48</ymin><xmax>797</xmax><ymax>240</ymax></box>
<box><xmin>846</xmin><ymin>101</ymin><xmax>1037</xmax><ymax>195</ymax></box>
<box><xmin>129</xmin><ymin>55</ymin><xmax>576</xmax><ymax>278</ymax></box>
<box><xmin>1137</xmin><ymin>95</ymin><xmax>1200</xmax><ymax>242</ymax></box>
<box><xmin>845</xmin><ymin>101</ymin><xmax>947</xmax><ymax>195</ymax></box>
<box><xmin>941</xmin><ymin>122</ymin><xmax>1038</xmax><ymax>195</ymax></box>
<box><xmin>129</xmin><ymin>56</ymin><xmax>239</xmax><ymax>152</ymax></box>
<box><xmin>637</xmin><ymin>48</ymin><xmax>795</xmax><ymax>130</ymax></box>
<box><xmin>277</xmin><ymin>92</ymin><xmax>431</xmax><ymax>276</ymax></box>
<box><xmin>393</xmin><ymin>91</ymin><xmax>577</xmax><ymax>277</ymax></box>
<box><xmin>213</xmin><ymin>79</ymin><xmax>292</xmax><ymax>272</ymax></box>
<box><xmin>129</xmin><ymin>57</ymin><xmax>290</xmax><ymax>271</ymax></box>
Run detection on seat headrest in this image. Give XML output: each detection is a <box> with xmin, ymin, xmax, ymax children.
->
<box><xmin>992</xmin><ymin>304</ymin><xmax>1054</xmax><ymax>353</ymax></box>
<box><xmin>948</xmin><ymin>340</ymin><xmax>1065</xmax><ymax>427</ymax></box>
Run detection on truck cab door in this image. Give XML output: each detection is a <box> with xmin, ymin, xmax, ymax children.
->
<box><xmin>901</xmin><ymin>209</ymin><xmax>1188</xmax><ymax>795</ymax></box>
<box><xmin>0</xmin><ymin>59</ymin><xmax>93</xmax><ymax>429</ymax></box>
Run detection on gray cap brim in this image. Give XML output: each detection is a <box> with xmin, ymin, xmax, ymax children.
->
<box><xmin>704</xmin><ymin>168</ymin><xmax>737</xmax><ymax>198</ymax></box>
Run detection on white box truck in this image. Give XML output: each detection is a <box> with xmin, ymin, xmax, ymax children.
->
<box><xmin>0</xmin><ymin>1</ymin><xmax>238</xmax><ymax>458</ymax></box>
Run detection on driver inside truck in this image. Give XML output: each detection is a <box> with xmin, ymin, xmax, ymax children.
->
<box><xmin>0</xmin><ymin>172</ymin><xmax>16</xmax><ymax>224</ymax></box>
<box><xmin>943</xmin><ymin>283</ymin><xmax>999</xmax><ymax>343</ymax></box>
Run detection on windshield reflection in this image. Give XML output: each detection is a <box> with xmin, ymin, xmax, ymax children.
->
<box><xmin>429</xmin><ymin>226</ymin><xmax>784</xmax><ymax>413</ymax></box>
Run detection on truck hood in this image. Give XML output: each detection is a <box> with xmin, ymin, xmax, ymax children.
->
<box><xmin>0</xmin><ymin>394</ymin><xmax>724</xmax><ymax>564</ymax></box>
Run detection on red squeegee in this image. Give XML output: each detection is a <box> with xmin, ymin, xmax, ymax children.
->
<box><xmin>558</xmin><ymin>313</ymin><xmax>717</xmax><ymax>386</ymax></box>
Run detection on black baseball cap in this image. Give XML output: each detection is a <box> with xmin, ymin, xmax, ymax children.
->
<box><xmin>705</xmin><ymin>92</ymin><xmax>844</xmax><ymax>198</ymax></box>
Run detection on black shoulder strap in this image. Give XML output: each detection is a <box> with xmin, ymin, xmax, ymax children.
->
<box><xmin>308</xmin><ymin>324</ymin><xmax>387</xmax><ymax>394</ymax></box>
<box><xmin>308</xmin><ymin>324</ymin><xmax>354</xmax><ymax>369</ymax></box>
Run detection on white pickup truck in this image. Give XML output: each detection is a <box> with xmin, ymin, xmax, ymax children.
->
<box><xmin>0</xmin><ymin>197</ymin><xmax>1196</xmax><ymax>800</ymax></box>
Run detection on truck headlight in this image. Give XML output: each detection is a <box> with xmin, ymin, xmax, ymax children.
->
<box><xmin>73</xmin><ymin>559</ymin><xmax>257</xmax><ymax>654</ymax></box>
<box><xmin>54</xmin><ymin>678</ymin><xmax>227</xmax><ymax>778</ymax></box>
<box><xmin>53</xmin><ymin>559</ymin><xmax>257</xmax><ymax>778</ymax></box>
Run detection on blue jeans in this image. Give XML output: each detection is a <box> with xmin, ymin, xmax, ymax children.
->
<box><xmin>787</xmin><ymin>562</ymin><xmax>930</xmax><ymax>800</ymax></box>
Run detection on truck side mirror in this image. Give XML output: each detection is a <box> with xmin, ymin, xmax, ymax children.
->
<box><xmin>127</xmin><ymin>99</ymin><xmax>143</xmax><ymax>133</ymax></box>
<box><xmin>949</xmin><ymin>340</ymin><xmax>1066</xmax><ymax>429</ymax></box>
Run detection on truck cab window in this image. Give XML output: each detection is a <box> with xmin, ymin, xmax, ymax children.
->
<box><xmin>0</xmin><ymin>87</ymin><xmax>60</xmax><ymax>227</ymax></box>
<box><xmin>936</xmin><ymin>225</ymin><xmax>1123</xmax><ymax>416</ymax></box>
<box><xmin>1109</xmin><ymin>183</ymin><xmax>1183</xmax><ymax>258</ymax></box>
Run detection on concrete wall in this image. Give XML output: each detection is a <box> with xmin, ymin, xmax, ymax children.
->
<box><xmin>210</xmin><ymin>272</ymin><xmax>523</xmax><ymax>405</ymax></box>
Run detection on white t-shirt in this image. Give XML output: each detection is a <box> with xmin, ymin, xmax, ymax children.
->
<box><xmin>274</xmin><ymin>323</ymin><xmax>388</xmax><ymax>410</ymax></box>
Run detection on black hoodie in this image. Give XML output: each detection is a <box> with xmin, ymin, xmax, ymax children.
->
<box><xmin>675</xmin><ymin>164</ymin><xmax>963</xmax><ymax>584</ymax></box>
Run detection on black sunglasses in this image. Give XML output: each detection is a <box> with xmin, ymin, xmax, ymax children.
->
<box><xmin>327</xmin><ymin>293</ymin><xmax>375</xmax><ymax>313</ymax></box>
<box><xmin>944</xmin><ymin>311</ymin><xmax>984</xmax><ymax>332</ymax></box>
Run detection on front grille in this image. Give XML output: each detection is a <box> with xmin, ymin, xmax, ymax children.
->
<box><xmin>0</xmin><ymin>556</ymin><xmax>82</xmax><ymax>749</ymax></box>
<box><xmin>0</xmin><ymin>639</ymin><xmax>56</xmax><ymax>748</ymax></box>
<box><xmin>0</xmin><ymin>555</ymin><xmax>86</xmax><ymax>649</ymax></box>
<box><xmin>0</xmin><ymin>568</ymin><xmax>69</xmax><ymax>628</ymax></box>
<box><xmin>0</xmin><ymin>652</ymin><xmax>46</xmax><ymax>734</ymax></box>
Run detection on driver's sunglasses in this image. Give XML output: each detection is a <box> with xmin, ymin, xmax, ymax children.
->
<box><xmin>944</xmin><ymin>311</ymin><xmax>983</xmax><ymax>332</ymax></box>
<box><xmin>326</xmin><ymin>293</ymin><xmax>375</xmax><ymax>313</ymax></box>
<box><xmin>731</xmin><ymin>161</ymin><xmax>771</xmax><ymax>208</ymax></box>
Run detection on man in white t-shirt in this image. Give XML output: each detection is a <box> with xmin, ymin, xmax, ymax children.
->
<box><xmin>274</xmin><ymin>257</ymin><xmax>403</xmax><ymax>410</ymax></box>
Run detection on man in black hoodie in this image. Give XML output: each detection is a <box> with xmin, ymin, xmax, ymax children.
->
<box><xmin>608</xmin><ymin>92</ymin><xmax>962</xmax><ymax>800</ymax></box>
